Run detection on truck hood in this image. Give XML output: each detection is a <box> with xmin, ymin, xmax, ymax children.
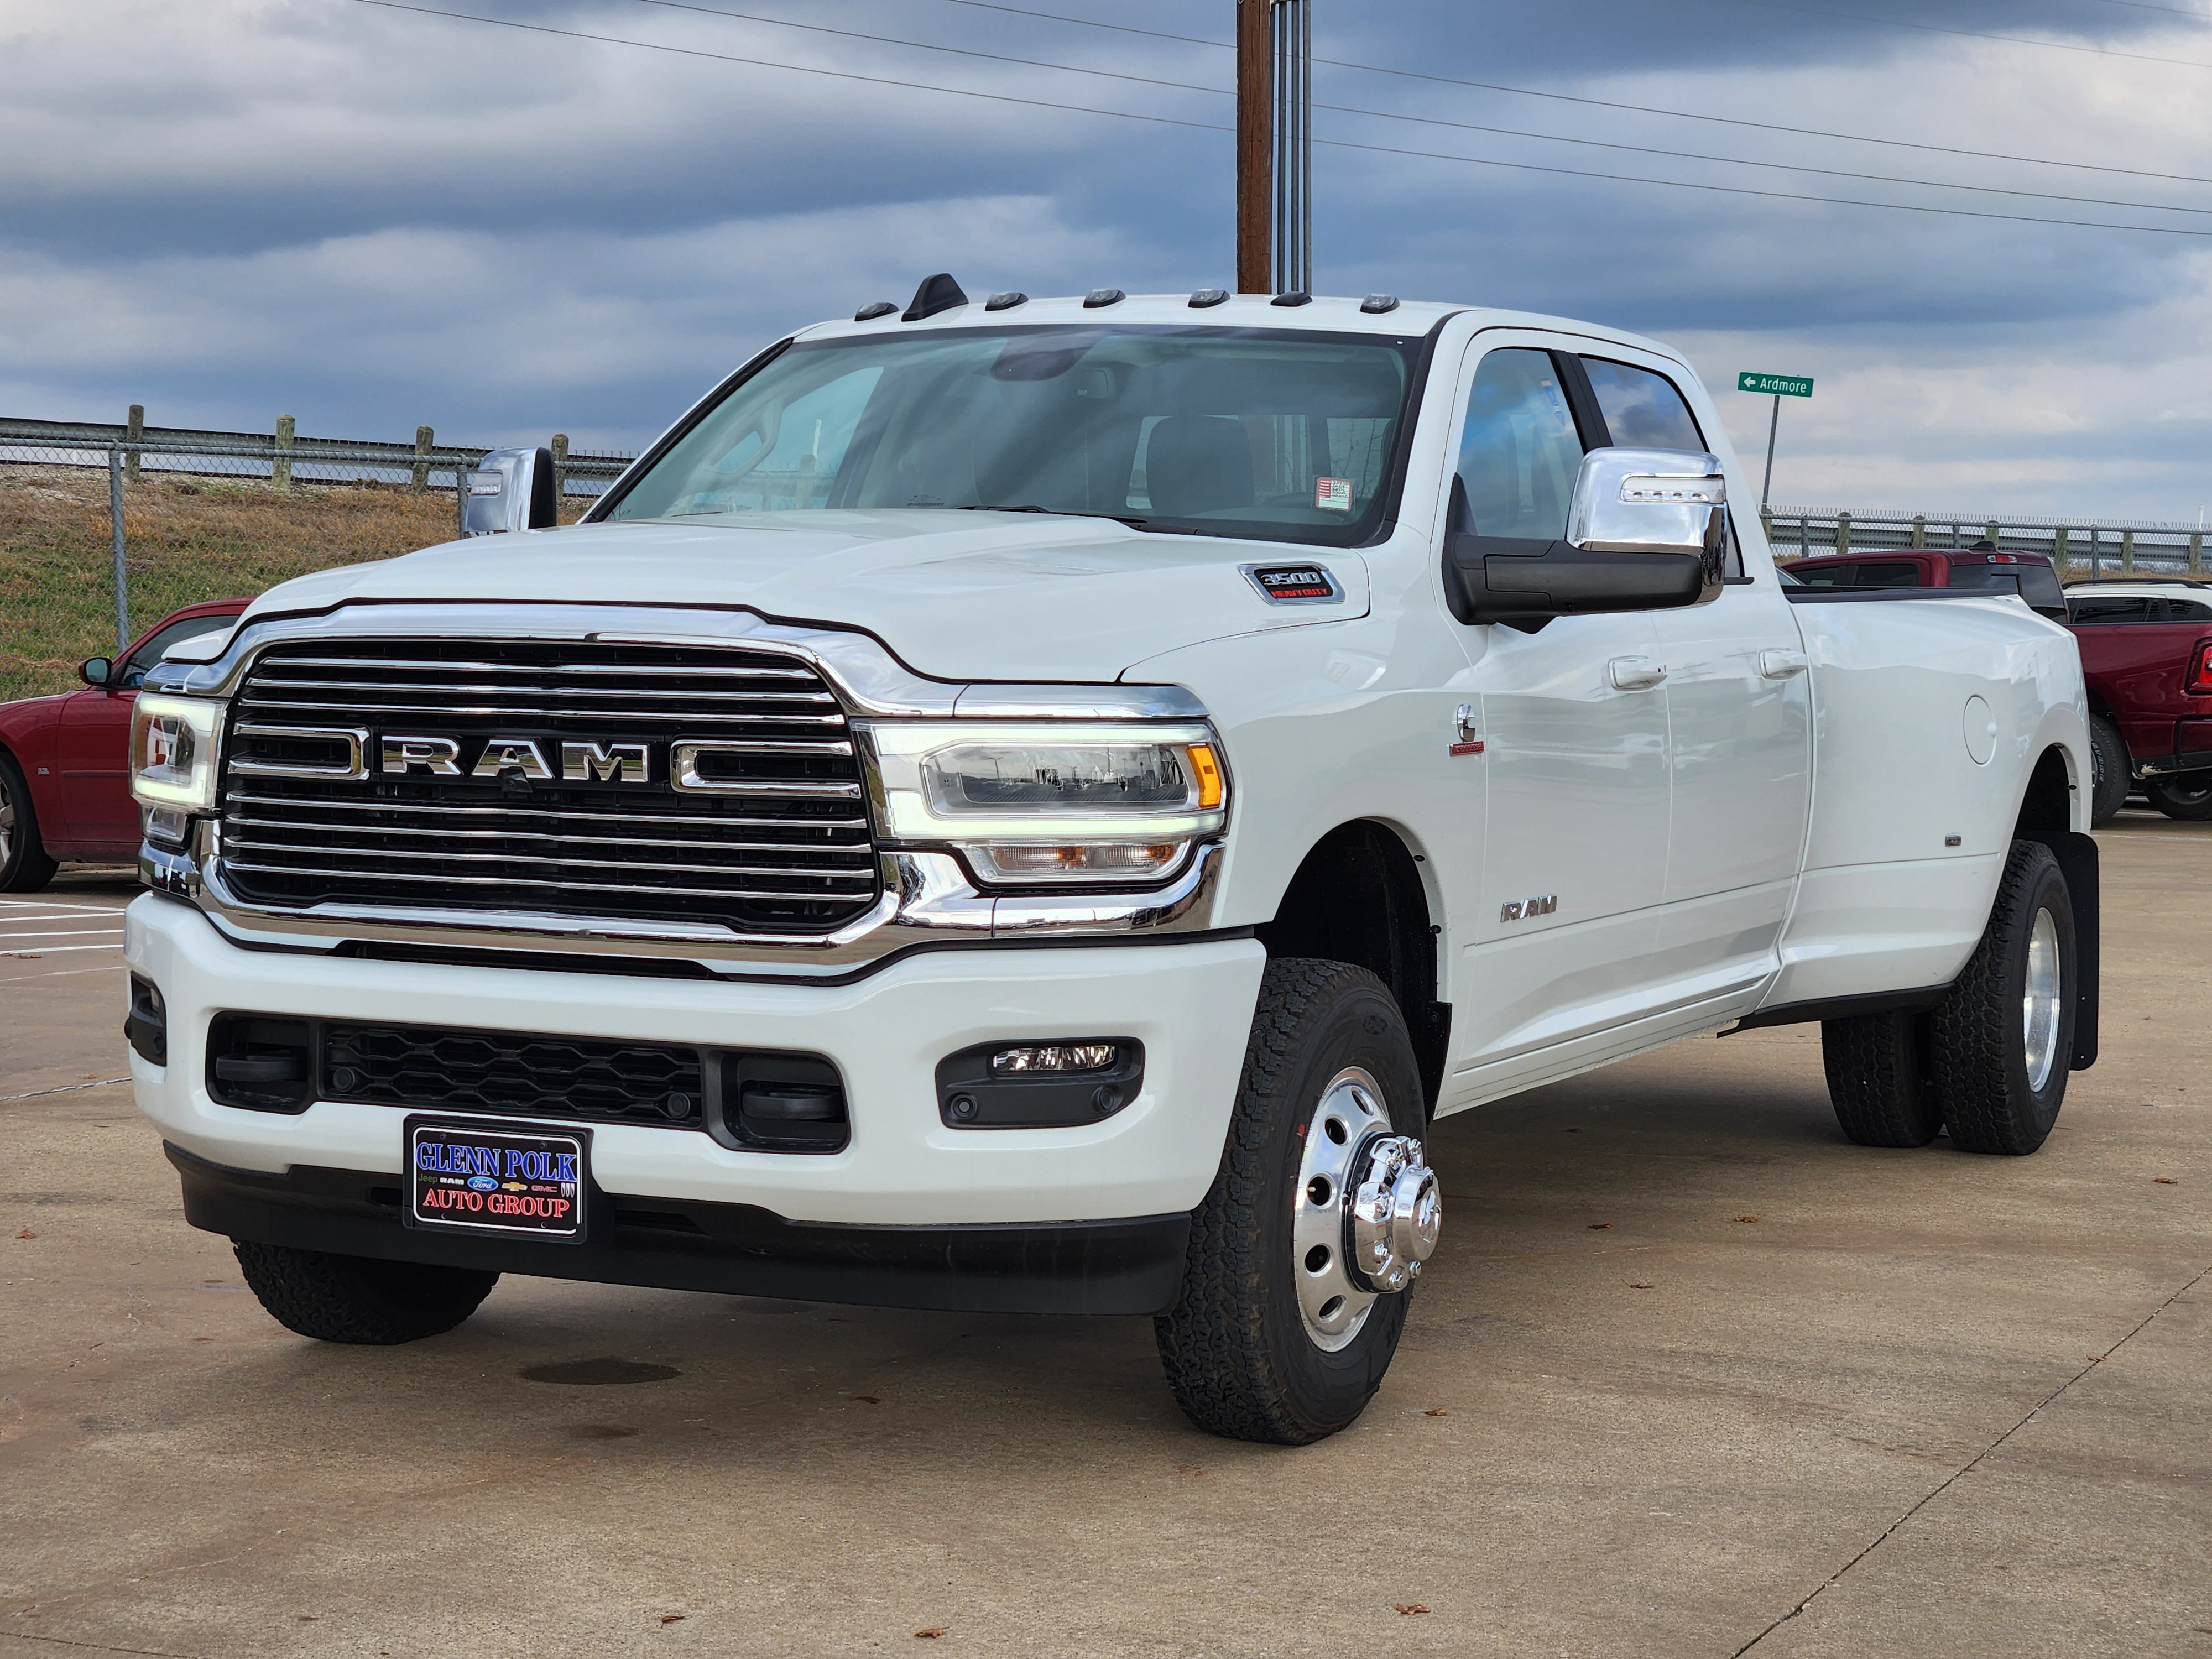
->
<box><xmin>241</xmin><ymin>512</ymin><xmax>1370</xmax><ymax>682</ymax></box>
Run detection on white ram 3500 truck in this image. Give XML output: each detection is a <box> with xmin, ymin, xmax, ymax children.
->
<box><xmin>124</xmin><ymin>279</ymin><xmax>2099</xmax><ymax>1444</ymax></box>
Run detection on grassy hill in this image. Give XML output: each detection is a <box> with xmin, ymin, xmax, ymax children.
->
<box><xmin>0</xmin><ymin>466</ymin><xmax>577</xmax><ymax>702</ymax></box>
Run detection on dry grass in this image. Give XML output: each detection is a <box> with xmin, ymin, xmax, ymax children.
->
<box><xmin>0</xmin><ymin>465</ymin><xmax>582</xmax><ymax>701</ymax></box>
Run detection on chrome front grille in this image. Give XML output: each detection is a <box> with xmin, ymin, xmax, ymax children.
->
<box><xmin>216</xmin><ymin>640</ymin><xmax>880</xmax><ymax>932</ymax></box>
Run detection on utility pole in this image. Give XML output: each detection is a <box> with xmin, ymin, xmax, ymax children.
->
<box><xmin>1760</xmin><ymin>394</ymin><xmax>1780</xmax><ymax>512</ymax></box>
<box><xmin>1237</xmin><ymin>0</ymin><xmax>1272</xmax><ymax>294</ymax></box>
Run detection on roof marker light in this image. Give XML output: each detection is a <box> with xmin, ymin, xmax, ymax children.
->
<box><xmin>1270</xmin><ymin>291</ymin><xmax>1313</xmax><ymax>307</ymax></box>
<box><xmin>1188</xmin><ymin>288</ymin><xmax>1230</xmax><ymax>308</ymax></box>
<box><xmin>984</xmin><ymin>291</ymin><xmax>1029</xmax><ymax>311</ymax></box>
<box><xmin>1083</xmin><ymin>288</ymin><xmax>1126</xmax><ymax>308</ymax></box>
<box><xmin>854</xmin><ymin>301</ymin><xmax>898</xmax><ymax>321</ymax></box>
<box><xmin>1360</xmin><ymin>294</ymin><xmax>1401</xmax><ymax>314</ymax></box>
<box><xmin>903</xmin><ymin>272</ymin><xmax>969</xmax><ymax>321</ymax></box>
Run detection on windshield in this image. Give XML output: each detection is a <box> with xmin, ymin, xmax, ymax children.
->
<box><xmin>603</xmin><ymin>325</ymin><xmax>1423</xmax><ymax>547</ymax></box>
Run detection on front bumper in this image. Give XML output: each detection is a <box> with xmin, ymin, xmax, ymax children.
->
<box><xmin>126</xmin><ymin>894</ymin><xmax>1266</xmax><ymax>1236</ymax></box>
<box><xmin>168</xmin><ymin>1144</ymin><xmax>1193</xmax><ymax>1315</ymax></box>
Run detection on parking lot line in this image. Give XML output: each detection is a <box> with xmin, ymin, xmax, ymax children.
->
<box><xmin>0</xmin><ymin>928</ymin><xmax>127</xmax><ymax>940</ymax></box>
<box><xmin>0</xmin><ymin>962</ymin><xmax>129</xmax><ymax>983</ymax></box>
<box><xmin>0</xmin><ymin>942</ymin><xmax>131</xmax><ymax>957</ymax></box>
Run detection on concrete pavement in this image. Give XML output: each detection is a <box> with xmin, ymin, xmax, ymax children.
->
<box><xmin>1</xmin><ymin>821</ymin><xmax>2205</xmax><ymax>1658</ymax></box>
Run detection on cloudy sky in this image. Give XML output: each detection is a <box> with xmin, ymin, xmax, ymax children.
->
<box><xmin>7</xmin><ymin>0</ymin><xmax>2212</xmax><ymax>519</ymax></box>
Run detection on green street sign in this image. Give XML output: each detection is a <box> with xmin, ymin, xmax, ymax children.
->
<box><xmin>1739</xmin><ymin>372</ymin><xmax>1813</xmax><ymax>398</ymax></box>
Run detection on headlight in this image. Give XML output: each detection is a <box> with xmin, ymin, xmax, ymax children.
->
<box><xmin>129</xmin><ymin>693</ymin><xmax>226</xmax><ymax>813</ymax></box>
<box><xmin>862</xmin><ymin>721</ymin><xmax>1228</xmax><ymax>885</ymax></box>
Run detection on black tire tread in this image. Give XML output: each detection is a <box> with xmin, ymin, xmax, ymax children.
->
<box><xmin>1933</xmin><ymin>840</ymin><xmax>2069</xmax><ymax>1156</ymax></box>
<box><xmin>233</xmin><ymin>1239</ymin><xmax>497</xmax><ymax>1344</ymax></box>
<box><xmin>0</xmin><ymin>753</ymin><xmax>60</xmax><ymax>894</ymax></box>
<box><xmin>2087</xmin><ymin>716</ymin><xmax>2130</xmax><ymax>827</ymax></box>
<box><xmin>1822</xmin><ymin>1009</ymin><xmax>1941</xmax><ymax>1147</ymax></box>
<box><xmin>2143</xmin><ymin>773</ymin><xmax>2212</xmax><ymax>821</ymax></box>
<box><xmin>1155</xmin><ymin>958</ymin><xmax>1408</xmax><ymax>1446</ymax></box>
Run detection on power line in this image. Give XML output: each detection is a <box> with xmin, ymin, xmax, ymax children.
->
<box><xmin>928</xmin><ymin>0</ymin><xmax>2212</xmax><ymax>186</ymax></box>
<box><xmin>1718</xmin><ymin>0</ymin><xmax>2212</xmax><ymax>67</ymax></box>
<box><xmin>343</xmin><ymin>0</ymin><xmax>2212</xmax><ymax>238</ymax></box>
<box><xmin>603</xmin><ymin>0</ymin><xmax>2212</xmax><ymax>216</ymax></box>
<box><xmin>2091</xmin><ymin>0</ymin><xmax>2212</xmax><ymax>20</ymax></box>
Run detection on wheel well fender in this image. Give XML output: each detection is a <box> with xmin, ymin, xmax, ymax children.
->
<box><xmin>2012</xmin><ymin>742</ymin><xmax>2077</xmax><ymax>837</ymax></box>
<box><xmin>1252</xmin><ymin>820</ymin><xmax>1449</xmax><ymax>1115</ymax></box>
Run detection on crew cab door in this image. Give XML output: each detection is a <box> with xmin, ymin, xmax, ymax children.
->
<box><xmin>1441</xmin><ymin>338</ymin><xmax>1676</xmax><ymax>1077</ymax></box>
<box><xmin>1574</xmin><ymin>352</ymin><xmax>1811</xmax><ymax>1008</ymax></box>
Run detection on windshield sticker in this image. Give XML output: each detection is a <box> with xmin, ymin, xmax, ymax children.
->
<box><xmin>1314</xmin><ymin>477</ymin><xmax>1353</xmax><ymax>512</ymax></box>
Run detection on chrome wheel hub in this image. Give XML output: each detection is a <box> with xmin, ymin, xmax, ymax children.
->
<box><xmin>1292</xmin><ymin>1067</ymin><xmax>1442</xmax><ymax>1351</ymax></box>
<box><xmin>2023</xmin><ymin>905</ymin><xmax>2062</xmax><ymax>1092</ymax></box>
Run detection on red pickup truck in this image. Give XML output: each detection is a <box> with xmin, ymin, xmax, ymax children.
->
<box><xmin>1784</xmin><ymin>550</ymin><xmax>2212</xmax><ymax>824</ymax></box>
<box><xmin>0</xmin><ymin>599</ymin><xmax>252</xmax><ymax>890</ymax></box>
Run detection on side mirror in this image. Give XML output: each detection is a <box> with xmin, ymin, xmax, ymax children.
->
<box><xmin>1568</xmin><ymin>448</ymin><xmax>1728</xmax><ymax>562</ymax></box>
<box><xmin>1443</xmin><ymin>447</ymin><xmax>1727</xmax><ymax>628</ymax></box>
<box><xmin>79</xmin><ymin>656</ymin><xmax>114</xmax><ymax>688</ymax></box>
<box><xmin>462</xmin><ymin>446</ymin><xmax>559</xmax><ymax>536</ymax></box>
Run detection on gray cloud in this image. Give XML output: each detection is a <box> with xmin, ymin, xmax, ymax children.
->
<box><xmin>7</xmin><ymin>0</ymin><xmax>2211</xmax><ymax>514</ymax></box>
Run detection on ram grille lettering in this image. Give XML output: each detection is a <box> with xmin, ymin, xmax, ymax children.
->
<box><xmin>472</xmin><ymin>739</ymin><xmax>552</xmax><ymax>780</ymax></box>
<box><xmin>561</xmin><ymin>741</ymin><xmax>649</xmax><ymax>784</ymax></box>
<box><xmin>380</xmin><ymin>735</ymin><xmax>462</xmax><ymax>776</ymax></box>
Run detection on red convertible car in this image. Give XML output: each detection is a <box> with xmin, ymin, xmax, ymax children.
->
<box><xmin>0</xmin><ymin>599</ymin><xmax>251</xmax><ymax>890</ymax></box>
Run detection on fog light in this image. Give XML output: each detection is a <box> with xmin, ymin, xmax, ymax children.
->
<box><xmin>937</xmin><ymin>1039</ymin><xmax>1144</xmax><ymax>1129</ymax></box>
<box><xmin>124</xmin><ymin>975</ymin><xmax>167</xmax><ymax>1066</ymax></box>
<box><xmin>992</xmin><ymin>1044</ymin><xmax>1116</xmax><ymax>1074</ymax></box>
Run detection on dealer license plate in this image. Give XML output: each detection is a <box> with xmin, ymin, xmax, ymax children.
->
<box><xmin>407</xmin><ymin>1118</ymin><xmax>587</xmax><ymax>1241</ymax></box>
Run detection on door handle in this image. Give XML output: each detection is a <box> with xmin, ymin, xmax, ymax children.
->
<box><xmin>1607</xmin><ymin>656</ymin><xmax>1668</xmax><ymax>692</ymax></box>
<box><xmin>1759</xmin><ymin>649</ymin><xmax>1808</xmax><ymax>680</ymax></box>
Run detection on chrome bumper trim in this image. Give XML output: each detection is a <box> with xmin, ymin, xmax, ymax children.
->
<box><xmin>160</xmin><ymin>841</ymin><xmax>1226</xmax><ymax>978</ymax></box>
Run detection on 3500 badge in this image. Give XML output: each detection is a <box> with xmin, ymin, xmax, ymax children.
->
<box><xmin>407</xmin><ymin>1119</ymin><xmax>588</xmax><ymax>1241</ymax></box>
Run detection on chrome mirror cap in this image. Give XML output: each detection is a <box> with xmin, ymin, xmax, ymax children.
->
<box><xmin>462</xmin><ymin>446</ymin><xmax>558</xmax><ymax>536</ymax></box>
<box><xmin>1569</xmin><ymin>446</ymin><xmax>1727</xmax><ymax>558</ymax></box>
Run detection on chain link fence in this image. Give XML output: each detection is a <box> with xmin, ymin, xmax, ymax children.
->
<box><xmin>0</xmin><ymin>418</ymin><xmax>635</xmax><ymax>702</ymax></box>
<box><xmin>1762</xmin><ymin>506</ymin><xmax>2209</xmax><ymax>579</ymax></box>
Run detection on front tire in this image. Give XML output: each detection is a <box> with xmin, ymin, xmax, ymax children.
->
<box><xmin>2143</xmin><ymin>772</ymin><xmax>2212</xmax><ymax>821</ymax></box>
<box><xmin>233</xmin><ymin>1240</ymin><xmax>498</xmax><ymax>1343</ymax></box>
<box><xmin>0</xmin><ymin>754</ymin><xmax>60</xmax><ymax>894</ymax></box>
<box><xmin>1931</xmin><ymin>841</ymin><xmax>2076</xmax><ymax>1156</ymax></box>
<box><xmin>2087</xmin><ymin>716</ymin><xmax>2130</xmax><ymax>827</ymax></box>
<box><xmin>1155</xmin><ymin>959</ymin><xmax>1433</xmax><ymax>1444</ymax></box>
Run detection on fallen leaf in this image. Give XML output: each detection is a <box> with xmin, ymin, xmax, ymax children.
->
<box><xmin>1424</xmin><ymin>1408</ymin><xmax>1449</xmax><ymax>1417</ymax></box>
<box><xmin>1587</xmin><ymin>1223</ymin><xmax>1612</xmax><ymax>1230</ymax></box>
<box><xmin>1175</xmin><ymin>1464</ymin><xmax>1204</xmax><ymax>1476</ymax></box>
<box><xmin>1629</xmin><ymin>1282</ymin><xmax>1654</xmax><ymax>1290</ymax></box>
<box><xmin>2153</xmin><ymin>1177</ymin><xmax>2178</xmax><ymax>1185</ymax></box>
<box><xmin>915</xmin><ymin>1629</ymin><xmax>946</xmax><ymax>1640</ymax></box>
<box><xmin>14</xmin><ymin>1229</ymin><xmax>33</xmax><ymax>1240</ymax></box>
<box><xmin>82</xmin><ymin>1073</ymin><xmax>99</xmax><ymax>1081</ymax></box>
<box><xmin>660</xmin><ymin>1614</ymin><xmax>685</xmax><ymax>1625</ymax></box>
<box><xmin>1736</xmin><ymin>1215</ymin><xmax>1760</xmax><ymax>1224</ymax></box>
<box><xmin>1395</xmin><ymin>1604</ymin><xmax>1431</xmax><ymax>1616</ymax></box>
<box><xmin>850</xmin><ymin>1395</ymin><xmax>880</xmax><ymax>1405</ymax></box>
<box><xmin>296</xmin><ymin>1616</ymin><xmax>317</xmax><ymax>1623</ymax></box>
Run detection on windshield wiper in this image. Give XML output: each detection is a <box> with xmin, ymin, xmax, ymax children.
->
<box><xmin>953</xmin><ymin>504</ymin><xmax>1152</xmax><ymax>529</ymax></box>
